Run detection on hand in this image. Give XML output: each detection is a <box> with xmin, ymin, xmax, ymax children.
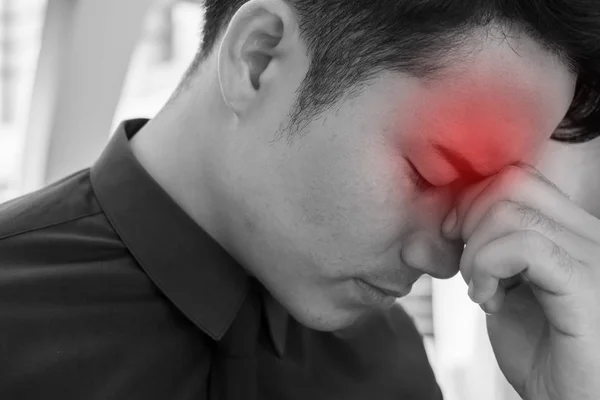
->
<box><xmin>442</xmin><ymin>164</ymin><xmax>600</xmax><ymax>400</ymax></box>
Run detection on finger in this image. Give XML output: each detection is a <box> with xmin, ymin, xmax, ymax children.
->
<box><xmin>480</xmin><ymin>286</ymin><xmax>506</xmax><ymax>314</ymax></box>
<box><xmin>459</xmin><ymin>165</ymin><xmax>563</xmax><ymax>240</ymax></box>
<box><xmin>442</xmin><ymin>175</ymin><xmax>494</xmax><ymax>240</ymax></box>
<box><xmin>458</xmin><ymin>200</ymin><xmax>594</xmax><ymax>283</ymax></box>
<box><xmin>465</xmin><ymin>165</ymin><xmax>565</xmax><ymax>241</ymax></box>
<box><xmin>468</xmin><ymin>265</ymin><xmax>520</xmax><ymax>308</ymax></box>
<box><xmin>445</xmin><ymin>164</ymin><xmax>600</xmax><ymax>242</ymax></box>
<box><xmin>468</xmin><ymin>230</ymin><xmax>578</xmax><ymax>301</ymax></box>
<box><xmin>460</xmin><ymin>200</ymin><xmax>595</xmax><ymax>282</ymax></box>
<box><xmin>468</xmin><ymin>230</ymin><xmax>592</xmax><ymax>336</ymax></box>
<box><xmin>475</xmin><ymin>276</ymin><xmax>524</xmax><ymax>314</ymax></box>
<box><xmin>514</xmin><ymin>162</ymin><xmax>563</xmax><ymax>192</ymax></box>
<box><xmin>468</xmin><ymin>270</ymin><xmax>500</xmax><ymax>305</ymax></box>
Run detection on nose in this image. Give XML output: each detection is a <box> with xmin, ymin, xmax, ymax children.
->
<box><xmin>402</xmin><ymin>185</ymin><xmax>464</xmax><ymax>279</ymax></box>
<box><xmin>401</xmin><ymin>230</ymin><xmax>463</xmax><ymax>279</ymax></box>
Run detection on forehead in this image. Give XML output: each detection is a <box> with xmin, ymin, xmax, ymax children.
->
<box><xmin>394</xmin><ymin>32</ymin><xmax>577</xmax><ymax>175</ymax></box>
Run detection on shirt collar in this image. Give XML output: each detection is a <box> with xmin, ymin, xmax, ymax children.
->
<box><xmin>261</xmin><ymin>287</ymin><xmax>289</xmax><ymax>357</ymax></box>
<box><xmin>91</xmin><ymin>119</ymin><xmax>288</xmax><ymax>355</ymax></box>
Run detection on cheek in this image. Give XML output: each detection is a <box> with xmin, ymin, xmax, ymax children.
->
<box><xmin>335</xmin><ymin>147</ymin><xmax>416</xmax><ymax>249</ymax></box>
<box><xmin>297</xmin><ymin>143</ymin><xmax>411</xmax><ymax>253</ymax></box>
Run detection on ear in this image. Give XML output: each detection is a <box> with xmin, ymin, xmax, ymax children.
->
<box><xmin>217</xmin><ymin>0</ymin><xmax>298</xmax><ymax>116</ymax></box>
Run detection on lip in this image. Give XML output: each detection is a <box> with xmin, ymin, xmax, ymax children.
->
<box><xmin>354</xmin><ymin>279</ymin><xmax>398</xmax><ymax>308</ymax></box>
<box><xmin>357</xmin><ymin>279</ymin><xmax>407</xmax><ymax>298</ymax></box>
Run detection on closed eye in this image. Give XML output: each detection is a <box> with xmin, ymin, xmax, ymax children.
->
<box><xmin>406</xmin><ymin>160</ymin><xmax>433</xmax><ymax>191</ymax></box>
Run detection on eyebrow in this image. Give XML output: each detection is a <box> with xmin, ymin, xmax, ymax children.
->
<box><xmin>432</xmin><ymin>144</ymin><xmax>487</xmax><ymax>182</ymax></box>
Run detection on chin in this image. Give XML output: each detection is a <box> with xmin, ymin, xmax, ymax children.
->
<box><xmin>288</xmin><ymin>304</ymin><xmax>364</xmax><ymax>332</ymax></box>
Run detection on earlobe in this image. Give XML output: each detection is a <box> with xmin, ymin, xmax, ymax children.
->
<box><xmin>217</xmin><ymin>0</ymin><xmax>294</xmax><ymax>116</ymax></box>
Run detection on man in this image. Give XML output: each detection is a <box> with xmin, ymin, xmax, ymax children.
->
<box><xmin>2</xmin><ymin>0</ymin><xmax>600</xmax><ymax>399</ymax></box>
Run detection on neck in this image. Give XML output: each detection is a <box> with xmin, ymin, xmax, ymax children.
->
<box><xmin>129</xmin><ymin>73</ymin><xmax>237</xmax><ymax>250</ymax></box>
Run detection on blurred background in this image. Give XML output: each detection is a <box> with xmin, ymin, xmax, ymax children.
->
<box><xmin>1</xmin><ymin>1</ymin><xmax>599</xmax><ymax>399</ymax></box>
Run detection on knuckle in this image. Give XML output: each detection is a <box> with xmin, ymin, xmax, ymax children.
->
<box><xmin>519</xmin><ymin>230</ymin><xmax>575</xmax><ymax>290</ymax></box>
<box><xmin>507</xmin><ymin>203</ymin><xmax>562</xmax><ymax>232</ymax></box>
<box><xmin>553</xmin><ymin>248</ymin><xmax>575</xmax><ymax>291</ymax></box>
<box><xmin>524</xmin><ymin>207</ymin><xmax>561</xmax><ymax>232</ymax></box>
<box><xmin>519</xmin><ymin>229</ymin><xmax>547</xmax><ymax>251</ymax></box>
<box><xmin>487</xmin><ymin>201</ymin><xmax>518</xmax><ymax>227</ymax></box>
<box><xmin>550</xmin><ymin>241</ymin><xmax>573</xmax><ymax>274</ymax></box>
<box><xmin>517</xmin><ymin>162</ymin><xmax>563</xmax><ymax>192</ymax></box>
<box><xmin>499</xmin><ymin>165</ymin><xmax>524</xmax><ymax>186</ymax></box>
<box><xmin>515</xmin><ymin>204</ymin><xmax>543</xmax><ymax>228</ymax></box>
<box><xmin>482</xmin><ymin>169</ymin><xmax>519</xmax><ymax>204</ymax></box>
<box><xmin>491</xmin><ymin>165</ymin><xmax>531</xmax><ymax>199</ymax></box>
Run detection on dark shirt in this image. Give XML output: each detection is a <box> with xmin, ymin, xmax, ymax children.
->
<box><xmin>0</xmin><ymin>119</ymin><xmax>443</xmax><ymax>399</ymax></box>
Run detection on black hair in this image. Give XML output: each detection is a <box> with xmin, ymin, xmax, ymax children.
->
<box><xmin>189</xmin><ymin>0</ymin><xmax>600</xmax><ymax>142</ymax></box>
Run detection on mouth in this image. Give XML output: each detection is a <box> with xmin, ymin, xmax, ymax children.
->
<box><xmin>356</xmin><ymin>279</ymin><xmax>408</xmax><ymax>298</ymax></box>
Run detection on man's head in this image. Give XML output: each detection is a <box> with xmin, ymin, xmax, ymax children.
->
<box><xmin>158</xmin><ymin>0</ymin><xmax>600</xmax><ymax>330</ymax></box>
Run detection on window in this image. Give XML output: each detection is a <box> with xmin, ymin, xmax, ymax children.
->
<box><xmin>112</xmin><ymin>0</ymin><xmax>203</xmax><ymax>130</ymax></box>
<box><xmin>0</xmin><ymin>0</ymin><xmax>47</xmax><ymax>202</ymax></box>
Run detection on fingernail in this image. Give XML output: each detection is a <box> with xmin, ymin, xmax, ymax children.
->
<box><xmin>442</xmin><ymin>209</ymin><xmax>457</xmax><ymax>235</ymax></box>
<box><xmin>468</xmin><ymin>279</ymin><xmax>475</xmax><ymax>301</ymax></box>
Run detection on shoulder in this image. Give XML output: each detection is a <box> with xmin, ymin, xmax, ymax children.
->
<box><xmin>0</xmin><ymin>169</ymin><xmax>101</xmax><ymax>241</ymax></box>
<box><xmin>0</xmin><ymin>167</ymin><xmax>132</xmax><ymax>301</ymax></box>
<box><xmin>0</xmin><ymin>169</ymin><xmax>129</xmax><ymax>263</ymax></box>
<box><xmin>0</xmin><ymin>171</ymin><xmax>214</xmax><ymax>396</ymax></box>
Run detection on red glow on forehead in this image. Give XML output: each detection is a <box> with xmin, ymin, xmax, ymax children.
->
<box><xmin>402</xmin><ymin>78</ymin><xmax>543</xmax><ymax>187</ymax></box>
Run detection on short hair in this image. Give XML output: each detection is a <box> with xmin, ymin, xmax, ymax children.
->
<box><xmin>186</xmin><ymin>0</ymin><xmax>600</xmax><ymax>143</ymax></box>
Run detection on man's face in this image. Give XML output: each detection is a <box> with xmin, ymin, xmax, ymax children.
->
<box><xmin>228</xmin><ymin>32</ymin><xmax>576</xmax><ymax>331</ymax></box>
